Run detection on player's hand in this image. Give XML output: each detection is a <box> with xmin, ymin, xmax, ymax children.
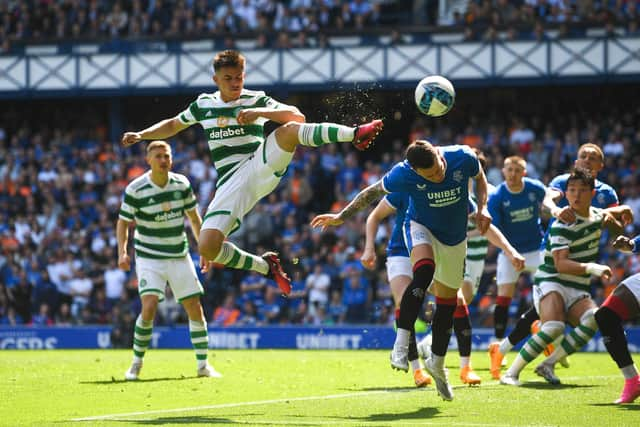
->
<box><xmin>236</xmin><ymin>109</ymin><xmax>261</xmax><ymax>125</ymax></box>
<box><xmin>508</xmin><ymin>252</ymin><xmax>525</xmax><ymax>272</ymax></box>
<box><xmin>360</xmin><ymin>247</ymin><xmax>377</xmax><ymax>270</ymax></box>
<box><xmin>121</xmin><ymin>132</ymin><xmax>142</xmax><ymax>147</ymax></box>
<box><xmin>475</xmin><ymin>208</ymin><xmax>492</xmax><ymax>235</ymax></box>
<box><xmin>585</xmin><ymin>262</ymin><xmax>612</xmax><ymax>280</ymax></box>
<box><xmin>310</xmin><ymin>213</ymin><xmax>344</xmax><ymax>230</ymax></box>
<box><xmin>619</xmin><ymin>206</ymin><xmax>634</xmax><ymax>226</ymax></box>
<box><xmin>554</xmin><ymin>206</ymin><xmax>576</xmax><ymax>224</ymax></box>
<box><xmin>118</xmin><ymin>253</ymin><xmax>131</xmax><ymax>271</ymax></box>
<box><xmin>612</xmin><ymin>235</ymin><xmax>634</xmax><ymax>252</ymax></box>
<box><xmin>199</xmin><ymin>257</ymin><xmax>215</xmax><ymax>273</ymax></box>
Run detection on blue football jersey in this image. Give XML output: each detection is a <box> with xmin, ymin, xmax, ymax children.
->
<box><xmin>383</xmin><ymin>192</ymin><xmax>410</xmax><ymax>258</ymax></box>
<box><xmin>550</xmin><ymin>174</ymin><xmax>618</xmax><ymax>209</ymax></box>
<box><xmin>488</xmin><ymin>177</ymin><xmax>547</xmax><ymax>252</ymax></box>
<box><xmin>382</xmin><ymin>145</ymin><xmax>480</xmax><ymax>246</ymax></box>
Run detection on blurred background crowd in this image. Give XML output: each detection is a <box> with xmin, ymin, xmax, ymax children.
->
<box><xmin>1</xmin><ymin>88</ymin><xmax>640</xmax><ymax>343</ymax></box>
<box><xmin>1</xmin><ymin>0</ymin><xmax>640</xmax><ymax>53</ymax></box>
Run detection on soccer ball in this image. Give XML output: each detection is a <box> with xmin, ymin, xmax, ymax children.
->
<box><xmin>414</xmin><ymin>75</ymin><xmax>455</xmax><ymax>117</ymax></box>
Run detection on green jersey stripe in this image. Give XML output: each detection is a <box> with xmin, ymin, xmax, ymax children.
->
<box><xmin>136</xmin><ymin>224</ymin><xmax>185</xmax><ymax>238</ymax></box>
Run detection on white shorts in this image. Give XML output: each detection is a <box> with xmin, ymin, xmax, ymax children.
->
<box><xmin>533</xmin><ymin>281</ymin><xmax>591</xmax><ymax>315</ymax></box>
<box><xmin>136</xmin><ymin>255</ymin><xmax>204</xmax><ymax>303</ymax></box>
<box><xmin>621</xmin><ymin>272</ymin><xmax>640</xmax><ymax>305</ymax></box>
<box><xmin>202</xmin><ymin>132</ymin><xmax>293</xmax><ymax>236</ymax></box>
<box><xmin>386</xmin><ymin>256</ymin><xmax>412</xmax><ymax>282</ymax></box>
<box><xmin>405</xmin><ymin>220</ymin><xmax>466</xmax><ymax>290</ymax></box>
<box><xmin>464</xmin><ymin>259</ymin><xmax>485</xmax><ymax>297</ymax></box>
<box><xmin>497</xmin><ymin>249</ymin><xmax>542</xmax><ymax>286</ymax></box>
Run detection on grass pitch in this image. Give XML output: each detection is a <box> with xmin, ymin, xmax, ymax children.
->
<box><xmin>0</xmin><ymin>350</ymin><xmax>637</xmax><ymax>426</ymax></box>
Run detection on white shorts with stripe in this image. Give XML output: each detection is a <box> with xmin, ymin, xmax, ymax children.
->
<box><xmin>136</xmin><ymin>255</ymin><xmax>203</xmax><ymax>303</ymax></box>
<box><xmin>497</xmin><ymin>249</ymin><xmax>542</xmax><ymax>285</ymax></box>
<box><xmin>202</xmin><ymin>132</ymin><xmax>292</xmax><ymax>236</ymax></box>
<box><xmin>621</xmin><ymin>272</ymin><xmax>640</xmax><ymax>305</ymax></box>
<box><xmin>386</xmin><ymin>256</ymin><xmax>412</xmax><ymax>282</ymax></box>
<box><xmin>533</xmin><ymin>281</ymin><xmax>591</xmax><ymax>315</ymax></box>
<box><xmin>464</xmin><ymin>259</ymin><xmax>485</xmax><ymax>297</ymax></box>
<box><xmin>404</xmin><ymin>220</ymin><xmax>466</xmax><ymax>289</ymax></box>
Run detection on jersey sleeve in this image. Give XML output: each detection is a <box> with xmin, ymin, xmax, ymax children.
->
<box><xmin>549</xmin><ymin>174</ymin><xmax>566</xmax><ymax>196</ymax></box>
<box><xmin>177</xmin><ymin>95</ymin><xmax>205</xmax><ymax>125</ymax></box>
<box><xmin>461</xmin><ymin>146</ymin><xmax>480</xmax><ymax>178</ymax></box>
<box><xmin>632</xmin><ymin>235</ymin><xmax>640</xmax><ymax>253</ymax></box>
<box><xmin>119</xmin><ymin>186</ymin><xmax>136</xmax><ymax>222</ymax></box>
<box><xmin>532</xmin><ymin>179</ymin><xmax>547</xmax><ymax>201</ymax></box>
<box><xmin>548</xmin><ymin>223</ymin><xmax>571</xmax><ymax>252</ymax></box>
<box><xmin>487</xmin><ymin>189</ymin><xmax>502</xmax><ymax>226</ymax></box>
<box><xmin>603</xmin><ymin>185</ymin><xmax>619</xmax><ymax>207</ymax></box>
<box><xmin>183</xmin><ymin>183</ymin><xmax>197</xmax><ymax>211</ymax></box>
<box><xmin>381</xmin><ymin>163</ymin><xmax>404</xmax><ymax>194</ymax></box>
<box><xmin>383</xmin><ymin>193</ymin><xmax>404</xmax><ymax>211</ymax></box>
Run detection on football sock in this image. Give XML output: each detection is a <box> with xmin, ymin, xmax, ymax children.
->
<box><xmin>508</xmin><ymin>320</ymin><xmax>564</xmax><ymax>376</ymax></box>
<box><xmin>213</xmin><ymin>241</ymin><xmax>268</xmax><ymax>275</ymax></box>
<box><xmin>189</xmin><ymin>319</ymin><xmax>209</xmax><ymax>368</ymax></box>
<box><xmin>410</xmin><ymin>359</ymin><xmax>421</xmax><ymax>371</ymax></box>
<box><xmin>408</xmin><ymin>328</ymin><xmax>419</xmax><ymax>362</ymax></box>
<box><xmin>431</xmin><ymin>297</ymin><xmax>457</xmax><ymax>357</ymax></box>
<box><xmin>297</xmin><ymin>123</ymin><xmax>355</xmax><ymax>147</ymax></box>
<box><xmin>507</xmin><ymin>306</ymin><xmax>539</xmax><ymax>346</ymax></box>
<box><xmin>460</xmin><ymin>356</ymin><xmax>470</xmax><ymax>368</ymax></box>
<box><xmin>133</xmin><ymin>315</ymin><xmax>153</xmax><ymax>361</ymax></box>
<box><xmin>494</xmin><ymin>296</ymin><xmax>511</xmax><ymax>339</ymax></box>
<box><xmin>454</xmin><ymin>304</ymin><xmax>472</xmax><ymax>358</ymax></box>
<box><xmin>398</xmin><ymin>259</ymin><xmax>434</xmax><ymax>330</ymax></box>
<box><xmin>548</xmin><ymin>309</ymin><xmax>597</xmax><ymax>364</ymax></box>
<box><xmin>596</xmin><ymin>306</ymin><xmax>635</xmax><ymax>374</ymax></box>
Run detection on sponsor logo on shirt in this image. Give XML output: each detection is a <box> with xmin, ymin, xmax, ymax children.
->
<box><xmin>509</xmin><ymin>206</ymin><xmax>535</xmax><ymax>223</ymax></box>
<box><xmin>210</xmin><ymin>127</ymin><xmax>245</xmax><ymax>139</ymax></box>
<box><xmin>426</xmin><ymin>187</ymin><xmax>462</xmax><ymax>207</ymax></box>
<box><xmin>154</xmin><ymin>210</ymin><xmax>183</xmax><ymax>222</ymax></box>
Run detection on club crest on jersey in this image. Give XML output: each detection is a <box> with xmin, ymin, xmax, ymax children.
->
<box><xmin>529</xmin><ymin>192</ymin><xmax>537</xmax><ymax>202</ymax></box>
<box><xmin>453</xmin><ymin>170</ymin><xmax>463</xmax><ymax>183</ymax></box>
<box><xmin>173</xmin><ymin>191</ymin><xmax>181</xmax><ymax>200</ymax></box>
<box><xmin>217</xmin><ymin>116</ymin><xmax>229</xmax><ymax>127</ymax></box>
<box><xmin>597</xmin><ymin>193</ymin><xmax>605</xmax><ymax>204</ymax></box>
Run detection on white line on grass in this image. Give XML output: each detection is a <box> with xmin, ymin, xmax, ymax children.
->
<box><xmin>71</xmin><ymin>374</ymin><xmax>621</xmax><ymax>423</ymax></box>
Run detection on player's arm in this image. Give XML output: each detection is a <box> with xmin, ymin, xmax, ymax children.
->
<box><xmin>484</xmin><ymin>224</ymin><xmax>525</xmax><ymax>271</ymax></box>
<box><xmin>541</xmin><ymin>187</ymin><xmax>575</xmax><ymax>223</ymax></box>
<box><xmin>472</xmin><ymin>168</ymin><xmax>491</xmax><ymax>234</ymax></box>
<box><xmin>237</xmin><ymin>104</ymin><xmax>305</xmax><ymax>125</ymax></box>
<box><xmin>116</xmin><ymin>218</ymin><xmax>132</xmax><ymax>271</ymax></box>
<box><xmin>612</xmin><ymin>234</ymin><xmax>640</xmax><ymax>253</ymax></box>
<box><xmin>552</xmin><ymin>247</ymin><xmax>611</xmax><ymax>279</ymax></box>
<box><xmin>362</xmin><ymin>199</ymin><xmax>395</xmax><ymax>270</ymax></box>
<box><xmin>311</xmin><ymin>180</ymin><xmax>386</xmax><ymax>230</ymax></box>
<box><xmin>603</xmin><ymin>204</ymin><xmax>634</xmax><ymax>228</ymax></box>
<box><xmin>121</xmin><ymin>116</ymin><xmax>190</xmax><ymax>147</ymax></box>
<box><xmin>186</xmin><ymin>208</ymin><xmax>203</xmax><ymax>244</ymax></box>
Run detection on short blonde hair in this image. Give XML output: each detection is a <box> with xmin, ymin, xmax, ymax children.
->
<box><xmin>504</xmin><ymin>155</ymin><xmax>526</xmax><ymax>170</ymax></box>
<box><xmin>146</xmin><ymin>140</ymin><xmax>171</xmax><ymax>154</ymax></box>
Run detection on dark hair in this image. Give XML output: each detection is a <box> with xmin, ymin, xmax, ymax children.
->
<box><xmin>213</xmin><ymin>50</ymin><xmax>245</xmax><ymax>72</ymax></box>
<box><xmin>567</xmin><ymin>166</ymin><xmax>595</xmax><ymax>190</ymax></box>
<box><xmin>405</xmin><ymin>140</ymin><xmax>438</xmax><ymax>169</ymax></box>
<box><xmin>472</xmin><ymin>148</ymin><xmax>486</xmax><ymax>170</ymax></box>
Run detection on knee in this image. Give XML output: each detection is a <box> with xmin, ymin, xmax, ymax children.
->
<box><xmin>541</xmin><ymin>320</ymin><xmax>565</xmax><ymax>339</ymax></box>
<box><xmin>182</xmin><ymin>297</ymin><xmax>204</xmax><ymax>320</ymax></box>
<box><xmin>412</xmin><ymin>258</ymin><xmax>435</xmax><ymax>291</ymax></box>
<box><xmin>580</xmin><ymin>307</ymin><xmax>598</xmax><ymax>330</ymax></box>
<box><xmin>199</xmin><ymin>232</ymin><xmax>223</xmax><ymax>261</ymax></box>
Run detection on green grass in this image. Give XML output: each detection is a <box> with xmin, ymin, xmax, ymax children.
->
<box><xmin>0</xmin><ymin>350</ymin><xmax>637</xmax><ymax>426</ymax></box>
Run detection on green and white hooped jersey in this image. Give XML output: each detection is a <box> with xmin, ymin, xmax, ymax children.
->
<box><xmin>119</xmin><ymin>171</ymin><xmax>197</xmax><ymax>259</ymax></box>
<box><xmin>466</xmin><ymin>183</ymin><xmax>493</xmax><ymax>262</ymax></box>
<box><xmin>534</xmin><ymin>206</ymin><xmax>604</xmax><ymax>291</ymax></box>
<box><xmin>178</xmin><ymin>89</ymin><xmax>285</xmax><ymax>188</ymax></box>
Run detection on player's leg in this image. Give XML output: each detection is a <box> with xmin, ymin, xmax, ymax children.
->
<box><xmin>595</xmin><ymin>280</ymin><xmax>640</xmax><ymax>404</ymax></box>
<box><xmin>536</xmin><ymin>296</ymin><xmax>597</xmax><ymax>384</ymax></box>
<box><xmin>496</xmin><ymin>306</ymin><xmax>540</xmax><ymax>361</ymax></box>
<box><xmin>387</xmin><ymin>257</ymin><xmax>430</xmax><ymax>386</ymax></box>
<box><xmin>272</xmin><ymin>119</ymin><xmax>383</xmax><ymax>152</ymax></box>
<box><xmin>126</xmin><ymin>259</ymin><xmax>166</xmax><ymax>380</ymax></box>
<box><xmin>199</xmin><ymin>163</ymin><xmax>291</xmax><ymax>294</ymax></box>
<box><xmin>501</xmin><ymin>285</ymin><xmax>565</xmax><ymax>386</ymax></box>
<box><xmin>170</xmin><ymin>256</ymin><xmax>221</xmax><ymax>378</ymax></box>
<box><xmin>455</xmin><ymin>289</ymin><xmax>480</xmax><ymax>385</ymax></box>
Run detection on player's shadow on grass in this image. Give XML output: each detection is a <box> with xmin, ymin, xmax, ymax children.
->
<box><xmin>591</xmin><ymin>403</ymin><xmax>640</xmax><ymax>411</ymax></box>
<box><xmin>520</xmin><ymin>382</ymin><xmax>596</xmax><ymax>390</ymax></box>
<box><xmin>354</xmin><ymin>386</ymin><xmax>419</xmax><ymax>392</ymax></box>
<box><xmin>329</xmin><ymin>407</ymin><xmax>443</xmax><ymax>423</ymax></box>
<box><xmin>81</xmin><ymin>376</ymin><xmax>201</xmax><ymax>385</ymax></box>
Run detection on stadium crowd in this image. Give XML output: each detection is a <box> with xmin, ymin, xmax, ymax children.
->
<box><xmin>1</xmin><ymin>101</ymin><xmax>640</xmax><ymax>335</ymax></box>
<box><xmin>1</xmin><ymin>0</ymin><xmax>639</xmax><ymax>52</ymax></box>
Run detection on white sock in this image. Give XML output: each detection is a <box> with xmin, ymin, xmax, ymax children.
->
<box><xmin>394</xmin><ymin>328</ymin><xmax>410</xmax><ymax>348</ymax></box>
<box><xmin>621</xmin><ymin>364</ymin><xmax>639</xmax><ymax>380</ymax></box>
<box><xmin>499</xmin><ymin>338</ymin><xmax>513</xmax><ymax>355</ymax></box>
<box><xmin>459</xmin><ymin>356</ymin><xmax>470</xmax><ymax>368</ymax></box>
<box><xmin>410</xmin><ymin>359</ymin><xmax>421</xmax><ymax>371</ymax></box>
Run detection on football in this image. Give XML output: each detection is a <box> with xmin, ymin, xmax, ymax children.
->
<box><xmin>414</xmin><ymin>75</ymin><xmax>455</xmax><ymax>117</ymax></box>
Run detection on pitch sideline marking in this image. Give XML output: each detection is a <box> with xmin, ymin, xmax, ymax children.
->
<box><xmin>70</xmin><ymin>374</ymin><xmax>620</xmax><ymax>423</ymax></box>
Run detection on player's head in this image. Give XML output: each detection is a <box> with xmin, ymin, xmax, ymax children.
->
<box><xmin>406</xmin><ymin>140</ymin><xmax>446</xmax><ymax>183</ymax></box>
<box><xmin>575</xmin><ymin>143</ymin><xmax>604</xmax><ymax>175</ymax></box>
<box><xmin>566</xmin><ymin>166</ymin><xmax>595</xmax><ymax>212</ymax></box>
<box><xmin>146</xmin><ymin>140</ymin><xmax>172</xmax><ymax>173</ymax></box>
<box><xmin>502</xmin><ymin>156</ymin><xmax>526</xmax><ymax>188</ymax></box>
<box><xmin>212</xmin><ymin>50</ymin><xmax>245</xmax><ymax>101</ymax></box>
